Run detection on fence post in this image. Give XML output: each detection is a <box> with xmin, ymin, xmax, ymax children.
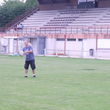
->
<box><xmin>64</xmin><ymin>34</ymin><xmax>67</xmax><ymax>56</ymax></box>
<box><xmin>81</xmin><ymin>38</ymin><xmax>84</xmax><ymax>58</ymax></box>
<box><xmin>44</xmin><ymin>48</ymin><xmax>46</xmax><ymax>56</ymax></box>
<box><xmin>95</xmin><ymin>34</ymin><xmax>98</xmax><ymax>59</ymax></box>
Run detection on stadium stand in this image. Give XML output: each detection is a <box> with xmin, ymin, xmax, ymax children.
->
<box><xmin>20</xmin><ymin>7</ymin><xmax>110</xmax><ymax>30</ymax></box>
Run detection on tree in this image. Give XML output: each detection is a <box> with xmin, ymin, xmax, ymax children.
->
<box><xmin>0</xmin><ymin>0</ymin><xmax>39</xmax><ymax>27</ymax></box>
<box><xmin>25</xmin><ymin>0</ymin><xmax>39</xmax><ymax>9</ymax></box>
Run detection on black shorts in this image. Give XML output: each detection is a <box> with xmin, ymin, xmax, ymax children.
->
<box><xmin>24</xmin><ymin>60</ymin><xmax>36</xmax><ymax>70</ymax></box>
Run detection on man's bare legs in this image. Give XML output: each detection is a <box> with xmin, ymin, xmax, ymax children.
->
<box><xmin>24</xmin><ymin>69</ymin><xmax>28</xmax><ymax>77</ymax></box>
<box><xmin>32</xmin><ymin>69</ymin><xmax>36</xmax><ymax>77</ymax></box>
<box><xmin>24</xmin><ymin>69</ymin><xmax>36</xmax><ymax>77</ymax></box>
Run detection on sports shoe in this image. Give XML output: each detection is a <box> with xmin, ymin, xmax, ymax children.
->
<box><xmin>33</xmin><ymin>74</ymin><xmax>36</xmax><ymax>77</ymax></box>
<box><xmin>24</xmin><ymin>75</ymin><xmax>28</xmax><ymax>78</ymax></box>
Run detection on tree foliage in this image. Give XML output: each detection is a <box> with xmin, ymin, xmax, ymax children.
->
<box><xmin>26</xmin><ymin>0</ymin><xmax>39</xmax><ymax>9</ymax></box>
<box><xmin>0</xmin><ymin>0</ymin><xmax>39</xmax><ymax>27</ymax></box>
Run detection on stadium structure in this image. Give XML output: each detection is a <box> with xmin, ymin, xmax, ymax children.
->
<box><xmin>0</xmin><ymin>0</ymin><xmax>110</xmax><ymax>59</ymax></box>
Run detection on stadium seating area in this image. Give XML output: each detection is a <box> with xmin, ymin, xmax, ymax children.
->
<box><xmin>19</xmin><ymin>7</ymin><xmax>110</xmax><ymax>35</ymax></box>
<box><xmin>21</xmin><ymin>8</ymin><xmax>110</xmax><ymax>27</ymax></box>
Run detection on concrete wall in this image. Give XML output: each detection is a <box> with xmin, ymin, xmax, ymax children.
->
<box><xmin>30</xmin><ymin>38</ymin><xmax>38</xmax><ymax>56</ymax></box>
<box><xmin>8</xmin><ymin>39</ymin><xmax>14</xmax><ymax>54</ymax></box>
<box><xmin>46</xmin><ymin>38</ymin><xmax>84</xmax><ymax>57</ymax></box>
<box><xmin>96</xmin><ymin>39</ymin><xmax>110</xmax><ymax>59</ymax></box>
<box><xmin>83</xmin><ymin>39</ymin><xmax>96</xmax><ymax>58</ymax></box>
<box><xmin>0</xmin><ymin>38</ymin><xmax>25</xmax><ymax>55</ymax></box>
<box><xmin>66</xmin><ymin>39</ymin><xmax>83</xmax><ymax>57</ymax></box>
<box><xmin>45</xmin><ymin>38</ymin><xmax>97</xmax><ymax>58</ymax></box>
<box><xmin>2</xmin><ymin>37</ymin><xmax>110</xmax><ymax>59</ymax></box>
<box><xmin>46</xmin><ymin>38</ymin><xmax>56</xmax><ymax>55</ymax></box>
<box><xmin>0</xmin><ymin>38</ymin><xmax>8</xmax><ymax>54</ymax></box>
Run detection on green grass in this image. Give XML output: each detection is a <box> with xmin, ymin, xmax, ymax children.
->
<box><xmin>0</xmin><ymin>56</ymin><xmax>110</xmax><ymax>110</ymax></box>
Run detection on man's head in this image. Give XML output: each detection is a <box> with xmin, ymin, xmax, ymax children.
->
<box><xmin>24</xmin><ymin>40</ymin><xmax>29</xmax><ymax>47</ymax></box>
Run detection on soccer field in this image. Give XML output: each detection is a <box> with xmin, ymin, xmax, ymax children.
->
<box><xmin>0</xmin><ymin>56</ymin><xmax>110</xmax><ymax>110</ymax></box>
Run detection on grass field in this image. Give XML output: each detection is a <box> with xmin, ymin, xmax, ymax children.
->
<box><xmin>0</xmin><ymin>56</ymin><xmax>110</xmax><ymax>110</ymax></box>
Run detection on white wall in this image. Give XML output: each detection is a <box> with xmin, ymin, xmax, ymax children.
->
<box><xmin>96</xmin><ymin>39</ymin><xmax>110</xmax><ymax>59</ymax></box>
<box><xmin>45</xmin><ymin>38</ymin><xmax>110</xmax><ymax>59</ymax></box>
<box><xmin>31</xmin><ymin>38</ymin><xmax>38</xmax><ymax>56</ymax></box>
<box><xmin>46</xmin><ymin>38</ymin><xmax>85</xmax><ymax>57</ymax></box>
<box><xmin>18</xmin><ymin>39</ymin><xmax>24</xmax><ymax>55</ymax></box>
<box><xmin>9</xmin><ymin>39</ymin><xmax>14</xmax><ymax>54</ymax></box>
<box><xmin>4</xmin><ymin>37</ymin><xmax>110</xmax><ymax>59</ymax></box>
<box><xmin>56</xmin><ymin>40</ymin><xmax>65</xmax><ymax>55</ymax></box>
<box><xmin>83</xmin><ymin>39</ymin><xmax>96</xmax><ymax>58</ymax></box>
<box><xmin>46</xmin><ymin>38</ymin><xmax>56</xmax><ymax>55</ymax></box>
<box><xmin>0</xmin><ymin>38</ymin><xmax>8</xmax><ymax>53</ymax></box>
<box><xmin>1</xmin><ymin>38</ymin><xmax>8</xmax><ymax>46</ymax></box>
<box><xmin>66</xmin><ymin>39</ymin><xmax>83</xmax><ymax>57</ymax></box>
<box><xmin>98</xmin><ymin>39</ymin><xmax>110</xmax><ymax>49</ymax></box>
<box><xmin>46</xmin><ymin>38</ymin><xmax>83</xmax><ymax>57</ymax></box>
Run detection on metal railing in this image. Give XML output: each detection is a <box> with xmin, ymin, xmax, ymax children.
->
<box><xmin>0</xmin><ymin>25</ymin><xmax>110</xmax><ymax>39</ymax></box>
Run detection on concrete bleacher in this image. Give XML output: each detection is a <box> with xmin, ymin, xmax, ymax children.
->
<box><xmin>21</xmin><ymin>10</ymin><xmax>59</xmax><ymax>28</ymax></box>
<box><xmin>18</xmin><ymin>7</ymin><xmax>110</xmax><ymax>34</ymax></box>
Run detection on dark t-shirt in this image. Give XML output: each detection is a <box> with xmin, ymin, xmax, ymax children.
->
<box><xmin>23</xmin><ymin>46</ymin><xmax>35</xmax><ymax>61</ymax></box>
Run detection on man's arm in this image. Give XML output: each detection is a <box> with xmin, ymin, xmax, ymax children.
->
<box><xmin>23</xmin><ymin>48</ymin><xmax>32</xmax><ymax>55</ymax></box>
<box><xmin>25</xmin><ymin>46</ymin><xmax>33</xmax><ymax>54</ymax></box>
<box><xmin>25</xmin><ymin>50</ymin><xmax>33</xmax><ymax>54</ymax></box>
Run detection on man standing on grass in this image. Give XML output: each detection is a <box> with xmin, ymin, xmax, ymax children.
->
<box><xmin>23</xmin><ymin>40</ymin><xmax>36</xmax><ymax>78</ymax></box>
